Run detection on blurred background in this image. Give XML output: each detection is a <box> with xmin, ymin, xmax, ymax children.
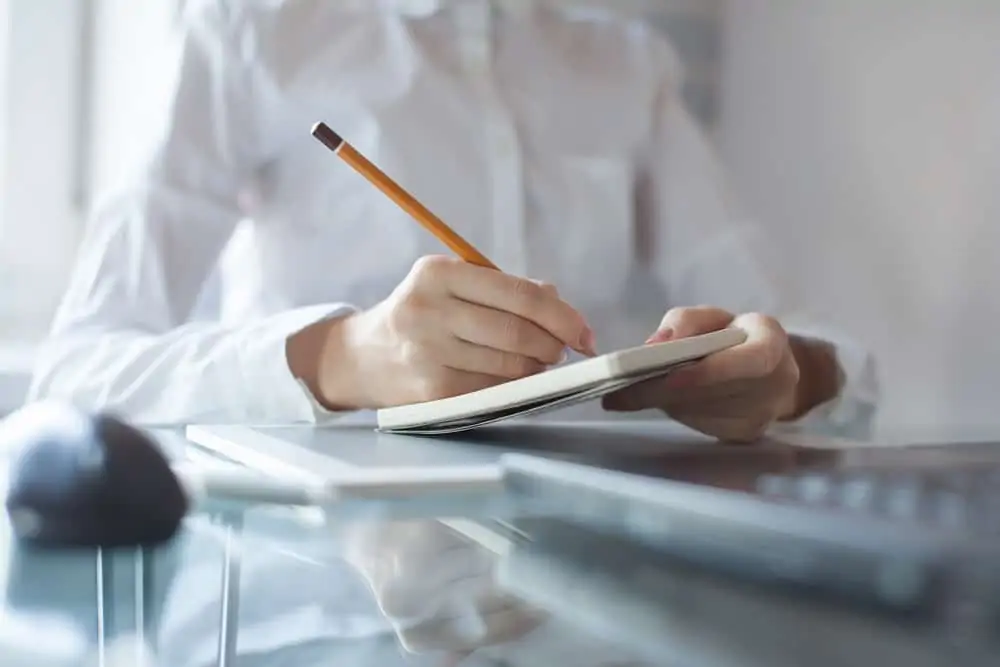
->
<box><xmin>0</xmin><ymin>0</ymin><xmax>998</xmax><ymax>440</ymax></box>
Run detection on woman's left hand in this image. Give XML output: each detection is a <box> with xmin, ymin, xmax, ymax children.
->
<box><xmin>602</xmin><ymin>306</ymin><xmax>802</xmax><ymax>442</ymax></box>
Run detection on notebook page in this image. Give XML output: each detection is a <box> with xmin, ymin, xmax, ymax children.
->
<box><xmin>377</xmin><ymin>363</ymin><xmax>693</xmax><ymax>435</ymax></box>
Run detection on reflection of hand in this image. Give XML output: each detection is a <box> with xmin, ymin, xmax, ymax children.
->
<box><xmin>341</xmin><ymin>519</ymin><xmax>547</xmax><ymax>654</ymax></box>
<box><xmin>604</xmin><ymin>307</ymin><xmax>804</xmax><ymax>442</ymax></box>
<box><xmin>289</xmin><ymin>255</ymin><xmax>595</xmax><ymax>411</ymax></box>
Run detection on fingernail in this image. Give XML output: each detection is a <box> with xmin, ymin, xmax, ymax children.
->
<box><xmin>558</xmin><ymin>349</ymin><xmax>568</xmax><ymax>364</ymax></box>
<box><xmin>580</xmin><ymin>328</ymin><xmax>597</xmax><ymax>356</ymax></box>
<box><xmin>645</xmin><ymin>328</ymin><xmax>673</xmax><ymax>344</ymax></box>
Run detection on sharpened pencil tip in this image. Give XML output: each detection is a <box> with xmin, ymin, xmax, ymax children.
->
<box><xmin>311</xmin><ymin>122</ymin><xmax>344</xmax><ymax>152</ymax></box>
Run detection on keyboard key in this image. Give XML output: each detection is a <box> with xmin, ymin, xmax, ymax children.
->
<box><xmin>932</xmin><ymin>469</ymin><xmax>980</xmax><ymax>492</ymax></box>
<box><xmin>756</xmin><ymin>474</ymin><xmax>790</xmax><ymax>498</ymax></box>
<box><xmin>884</xmin><ymin>479</ymin><xmax>923</xmax><ymax>520</ymax></box>
<box><xmin>794</xmin><ymin>474</ymin><xmax>832</xmax><ymax>504</ymax></box>
<box><xmin>839</xmin><ymin>475</ymin><xmax>878</xmax><ymax>512</ymax></box>
<box><xmin>929</xmin><ymin>490</ymin><xmax>968</xmax><ymax>528</ymax></box>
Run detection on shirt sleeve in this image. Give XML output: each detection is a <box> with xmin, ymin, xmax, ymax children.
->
<box><xmin>639</xmin><ymin>42</ymin><xmax>880</xmax><ymax>440</ymax></box>
<box><xmin>28</xmin><ymin>0</ymin><xmax>350</xmax><ymax>426</ymax></box>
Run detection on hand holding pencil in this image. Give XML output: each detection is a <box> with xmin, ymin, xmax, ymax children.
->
<box><xmin>285</xmin><ymin>123</ymin><xmax>596</xmax><ymax>410</ymax></box>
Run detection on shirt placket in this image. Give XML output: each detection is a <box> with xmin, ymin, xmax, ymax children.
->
<box><xmin>454</xmin><ymin>0</ymin><xmax>527</xmax><ymax>276</ymax></box>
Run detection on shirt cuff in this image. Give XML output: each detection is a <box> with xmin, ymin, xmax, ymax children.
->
<box><xmin>777</xmin><ymin>322</ymin><xmax>880</xmax><ymax>441</ymax></box>
<box><xmin>237</xmin><ymin>303</ymin><xmax>357</xmax><ymax>425</ymax></box>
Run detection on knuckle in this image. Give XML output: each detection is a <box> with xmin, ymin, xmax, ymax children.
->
<box><xmin>757</xmin><ymin>340</ymin><xmax>787</xmax><ymax>377</ymax></box>
<box><xmin>396</xmin><ymin>343</ymin><xmax>433</xmax><ymax>384</ymax></box>
<box><xmin>399</xmin><ymin>340</ymin><xmax>424</xmax><ymax>365</ymax></box>
<box><xmin>663</xmin><ymin>305</ymin><xmax>734</xmax><ymax>333</ymax></box>
<box><xmin>756</xmin><ymin>313</ymin><xmax>786</xmax><ymax>337</ymax></box>
<box><xmin>660</xmin><ymin>305</ymin><xmax>710</xmax><ymax>329</ymax></box>
<box><xmin>385</xmin><ymin>303</ymin><xmax>409</xmax><ymax>335</ymax></box>
<box><xmin>511</xmin><ymin>277</ymin><xmax>544</xmax><ymax>307</ymax></box>
<box><xmin>660</xmin><ymin>306</ymin><xmax>691</xmax><ymax>324</ymax></box>
<box><xmin>758</xmin><ymin>313</ymin><xmax>784</xmax><ymax>331</ymax></box>
<box><xmin>387</xmin><ymin>294</ymin><xmax>427</xmax><ymax>334</ymax></box>
<box><xmin>534</xmin><ymin>280</ymin><xmax>558</xmax><ymax>297</ymax></box>
<box><xmin>410</xmin><ymin>254</ymin><xmax>453</xmax><ymax>283</ymax></box>
<box><xmin>500</xmin><ymin>314</ymin><xmax>531</xmax><ymax>348</ymax></box>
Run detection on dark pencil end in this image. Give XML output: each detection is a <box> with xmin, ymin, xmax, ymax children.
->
<box><xmin>311</xmin><ymin>122</ymin><xmax>344</xmax><ymax>152</ymax></box>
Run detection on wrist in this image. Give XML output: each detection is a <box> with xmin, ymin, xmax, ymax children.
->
<box><xmin>783</xmin><ymin>335</ymin><xmax>843</xmax><ymax>421</ymax></box>
<box><xmin>286</xmin><ymin>312</ymin><xmax>368</xmax><ymax>411</ymax></box>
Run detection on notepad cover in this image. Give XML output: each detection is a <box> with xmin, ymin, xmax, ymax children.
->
<box><xmin>375</xmin><ymin>328</ymin><xmax>747</xmax><ymax>435</ymax></box>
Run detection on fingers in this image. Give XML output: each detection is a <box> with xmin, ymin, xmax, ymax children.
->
<box><xmin>602</xmin><ymin>375</ymin><xmax>677</xmax><ymax>412</ymax></box>
<box><xmin>658</xmin><ymin>377</ymin><xmax>788</xmax><ymax>412</ymax></box>
<box><xmin>443</xmin><ymin>339</ymin><xmax>547</xmax><ymax>380</ymax></box>
<box><xmin>655</xmin><ymin>306</ymin><xmax>735</xmax><ymax>340</ymax></box>
<box><xmin>416</xmin><ymin>257</ymin><xmax>594</xmax><ymax>355</ymax></box>
<box><xmin>602</xmin><ymin>368</ymin><xmax>745</xmax><ymax>409</ymax></box>
<box><xmin>604</xmin><ymin>379</ymin><xmax>787</xmax><ymax>442</ymax></box>
<box><xmin>668</xmin><ymin>313</ymin><xmax>791</xmax><ymax>388</ymax></box>
<box><xmin>607</xmin><ymin>310</ymin><xmax>795</xmax><ymax>415</ymax></box>
<box><xmin>608</xmin><ymin>307</ymin><xmax>800</xmax><ymax>443</ymax></box>
<box><xmin>446</xmin><ymin>300</ymin><xmax>565</xmax><ymax>366</ymax></box>
<box><xmin>481</xmin><ymin>275</ymin><xmax>594</xmax><ymax>355</ymax></box>
<box><xmin>608</xmin><ymin>306</ymin><xmax>739</xmax><ymax>411</ymax></box>
<box><xmin>376</xmin><ymin>257</ymin><xmax>591</xmax><ymax>407</ymax></box>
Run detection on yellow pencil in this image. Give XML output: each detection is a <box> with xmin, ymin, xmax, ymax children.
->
<box><xmin>312</xmin><ymin>122</ymin><xmax>499</xmax><ymax>270</ymax></box>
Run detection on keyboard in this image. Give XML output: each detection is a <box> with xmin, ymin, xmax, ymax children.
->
<box><xmin>498</xmin><ymin>450</ymin><xmax>1000</xmax><ymax>657</ymax></box>
<box><xmin>755</xmin><ymin>464</ymin><xmax>1000</xmax><ymax>534</ymax></box>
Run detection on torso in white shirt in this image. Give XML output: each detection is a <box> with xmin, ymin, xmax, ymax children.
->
<box><xmin>213</xmin><ymin>0</ymin><xmax>680</xmax><ymax>355</ymax></box>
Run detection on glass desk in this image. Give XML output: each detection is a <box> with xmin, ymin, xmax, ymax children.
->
<box><xmin>0</xmin><ymin>428</ymin><xmax>645</xmax><ymax>667</ymax></box>
<box><xmin>1</xmin><ymin>425</ymin><xmax>989</xmax><ymax>667</ymax></box>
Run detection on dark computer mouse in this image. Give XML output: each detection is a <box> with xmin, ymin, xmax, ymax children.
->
<box><xmin>1</xmin><ymin>402</ymin><xmax>188</xmax><ymax>548</ymax></box>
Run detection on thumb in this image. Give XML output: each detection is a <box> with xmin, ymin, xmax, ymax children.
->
<box><xmin>651</xmin><ymin>306</ymin><xmax>734</xmax><ymax>341</ymax></box>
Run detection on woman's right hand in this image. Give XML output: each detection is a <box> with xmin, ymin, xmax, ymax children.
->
<box><xmin>289</xmin><ymin>254</ymin><xmax>596</xmax><ymax>410</ymax></box>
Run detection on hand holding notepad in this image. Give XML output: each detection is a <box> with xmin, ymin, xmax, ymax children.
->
<box><xmin>309</xmin><ymin>122</ymin><xmax>749</xmax><ymax>433</ymax></box>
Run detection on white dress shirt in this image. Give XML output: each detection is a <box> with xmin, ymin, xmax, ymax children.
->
<box><xmin>28</xmin><ymin>0</ymin><xmax>878</xmax><ymax>435</ymax></box>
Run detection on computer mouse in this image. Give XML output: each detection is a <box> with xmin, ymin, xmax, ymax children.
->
<box><xmin>1</xmin><ymin>402</ymin><xmax>188</xmax><ymax>548</ymax></box>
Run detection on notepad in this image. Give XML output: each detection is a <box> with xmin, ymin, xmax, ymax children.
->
<box><xmin>376</xmin><ymin>328</ymin><xmax>747</xmax><ymax>434</ymax></box>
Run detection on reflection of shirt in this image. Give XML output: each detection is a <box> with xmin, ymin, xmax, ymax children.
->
<box><xmin>155</xmin><ymin>520</ymin><xmax>404</xmax><ymax>667</ymax></box>
<box><xmin>156</xmin><ymin>519</ymin><xmax>648</xmax><ymax>667</ymax></box>
<box><xmin>29</xmin><ymin>0</ymin><xmax>877</xmax><ymax>435</ymax></box>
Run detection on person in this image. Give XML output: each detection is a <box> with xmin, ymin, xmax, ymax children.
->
<box><xmin>27</xmin><ymin>3</ymin><xmax>882</xmax><ymax>662</ymax></box>
<box><xmin>28</xmin><ymin>0</ymin><xmax>878</xmax><ymax>443</ymax></box>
